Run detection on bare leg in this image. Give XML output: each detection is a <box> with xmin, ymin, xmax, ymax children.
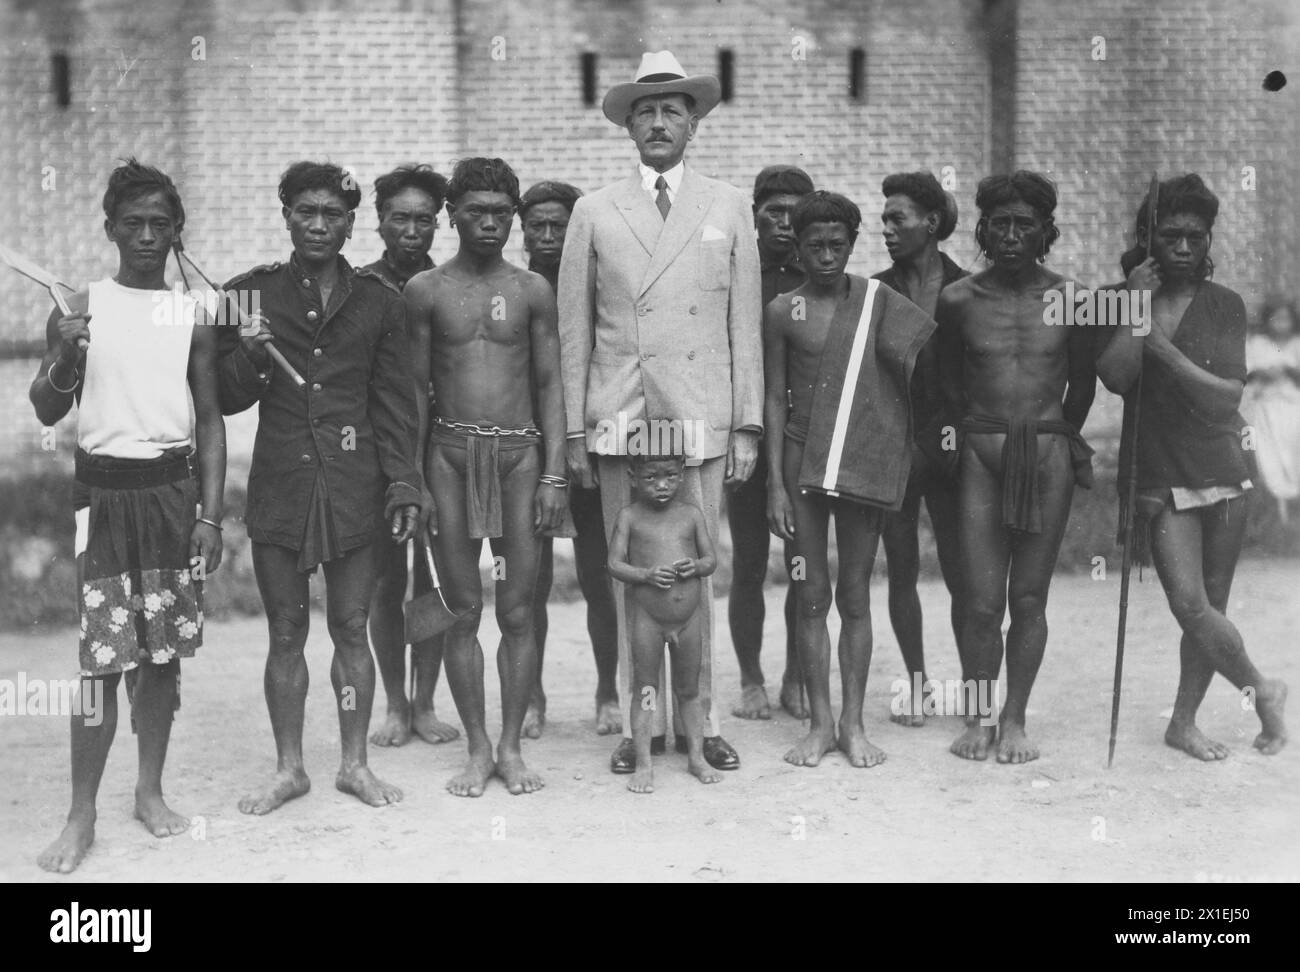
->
<box><xmin>491</xmin><ymin>446</ymin><xmax>545</xmax><ymax>794</ymax></box>
<box><xmin>1153</xmin><ymin>497</ymin><xmax>1287</xmax><ymax>757</ymax></box>
<box><xmin>524</xmin><ymin>537</ymin><xmax>552</xmax><ymax>739</ymax></box>
<box><xmin>368</xmin><ymin>541</ymin><xmax>413</xmax><ymax>746</ymax></box>
<box><xmin>783</xmin><ymin>440</ymin><xmax>837</xmax><ymax>766</ymax></box>
<box><xmin>925</xmin><ymin>471</ymin><xmax>967</xmax><ymax>668</ymax></box>
<box><xmin>133</xmin><ymin>658</ymin><xmax>189</xmax><ymax>835</ymax></box>
<box><xmin>409</xmin><ymin>633</ymin><xmax>458</xmax><ymax>743</ymax></box>
<box><xmin>570</xmin><ymin>483</ymin><xmax>620</xmax><ymax>733</ymax></box>
<box><xmin>325</xmin><ymin>544</ymin><xmax>402</xmax><ymax>806</ymax></box>
<box><xmin>670</xmin><ymin>612</ymin><xmax>721</xmax><ymax>784</ymax></box>
<box><xmin>997</xmin><ymin>435</ymin><xmax>1074</xmax><ymax>764</ymax></box>
<box><xmin>727</xmin><ymin>459</ymin><xmax>773</xmax><ymax>719</ymax></box>
<box><xmin>778</xmin><ymin>550</ymin><xmax>808</xmax><ymax>719</ymax></box>
<box><xmin>239</xmin><ymin>543</ymin><xmax>312</xmax><ymax>814</ymax></box>
<box><xmin>883</xmin><ymin>472</ymin><xmax>927</xmax><ymax>726</ymax></box>
<box><xmin>834</xmin><ymin>504</ymin><xmax>886</xmax><ymax>767</ymax></box>
<box><xmin>38</xmin><ymin>671</ymin><xmax>120</xmax><ymax>873</ymax></box>
<box><xmin>430</xmin><ymin>443</ymin><xmax>495</xmax><ymax>797</ymax></box>
<box><xmin>628</xmin><ymin>607</ymin><xmax>667</xmax><ymax>793</ymax></box>
<box><xmin>951</xmin><ymin>440</ymin><xmax>1009</xmax><ymax>760</ymax></box>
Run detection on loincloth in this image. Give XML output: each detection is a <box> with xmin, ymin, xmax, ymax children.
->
<box><xmin>961</xmin><ymin>414</ymin><xmax>1094</xmax><ymax>534</ymax></box>
<box><xmin>428</xmin><ymin>417</ymin><xmax>541</xmax><ymax>539</ymax></box>
<box><xmin>74</xmin><ymin>447</ymin><xmax>201</xmax><ymax>724</ymax></box>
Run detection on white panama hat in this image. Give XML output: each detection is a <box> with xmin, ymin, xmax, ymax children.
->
<box><xmin>601</xmin><ymin>50</ymin><xmax>722</xmax><ymax>125</ymax></box>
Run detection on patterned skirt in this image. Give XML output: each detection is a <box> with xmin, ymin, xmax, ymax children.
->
<box><xmin>74</xmin><ymin>448</ymin><xmax>203</xmax><ymax>677</ymax></box>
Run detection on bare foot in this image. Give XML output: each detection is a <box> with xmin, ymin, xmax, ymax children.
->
<box><xmin>783</xmin><ymin>726</ymin><xmax>836</xmax><ymax>767</ymax></box>
<box><xmin>1165</xmin><ymin>721</ymin><xmax>1230</xmax><ymax>761</ymax></box>
<box><xmin>369</xmin><ymin>704</ymin><xmax>412</xmax><ymax>747</ymax></box>
<box><xmin>238</xmin><ymin>768</ymin><xmax>311</xmax><ymax>815</ymax></box>
<box><xmin>889</xmin><ymin>680</ymin><xmax>927</xmax><ymax>727</ymax></box>
<box><xmin>627</xmin><ymin>767</ymin><xmax>654</xmax><ymax>793</ymax></box>
<box><xmin>1254</xmin><ymin>679</ymin><xmax>1288</xmax><ymax>755</ymax></box>
<box><xmin>689</xmin><ymin>757</ymin><xmax>722</xmax><ymax>784</ymax></box>
<box><xmin>447</xmin><ymin>749</ymin><xmax>495</xmax><ymax>798</ymax></box>
<box><xmin>134</xmin><ymin>791</ymin><xmax>190</xmax><ymax>837</ymax></box>
<box><xmin>996</xmin><ymin>721</ymin><xmax>1039</xmax><ymax>764</ymax></box>
<box><xmin>38</xmin><ymin>813</ymin><xmax>95</xmax><ymax>874</ymax></box>
<box><xmin>496</xmin><ymin>748</ymin><xmax>544</xmax><ymax>794</ymax></box>
<box><xmin>522</xmin><ymin>700</ymin><xmax>546</xmax><ymax>740</ymax></box>
<box><xmin>779</xmin><ymin>678</ymin><xmax>809</xmax><ymax>719</ymax></box>
<box><xmin>335</xmin><ymin>764</ymin><xmax>402</xmax><ymax>806</ymax></box>
<box><xmin>837</xmin><ymin>723</ymin><xmax>886</xmax><ymax>767</ymax></box>
<box><xmin>950</xmin><ymin>723</ymin><xmax>995</xmax><ymax>760</ymax></box>
<box><xmin>411</xmin><ymin>706</ymin><xmax>460</xmax><ymax>744</ymax></box>
<box><xmin>595</xmin><ymin>698</ymin><xmax>622</xmax><ymax>736</ymax></box>
<box><xmin>732</xmin><ymin>684</ymin><xmax>772</xmax><ymax>720</ymax></box>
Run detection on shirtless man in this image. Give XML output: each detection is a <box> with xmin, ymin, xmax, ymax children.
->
<box><xmin>766</xmin><ymin>191</ymin><xmax>886</xmax><ymax>769</ymax></box>
<box><xmin>404</xmin><ymin>157</ymin><xmax>568</xmax><ymax>797</ymax></box>
<box><xmin>363</xmin><ymin>163</ymin><xmax>460</xmax><ymax>749</ymax></box>
<box><xmin>936</xmin><ymin>171</ymin><xmax>1096</xmax><ymax>763</ymax></box>
<box><xmin>874</xmin><ymin>172</ymin><xmax>967</xmax><ymax>725</ymax></box>
<box><xmin>608</xmin><ymin>453</ymin><xmax>721</xmax><ymax>792</ymax></box>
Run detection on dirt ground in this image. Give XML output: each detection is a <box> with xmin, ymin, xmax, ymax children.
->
<box><xmin>2</xmin><ymin>560</ymin><xmax>1297</xmax><ymax>883</ymax></box>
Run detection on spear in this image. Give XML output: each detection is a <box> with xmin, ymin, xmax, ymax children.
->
<box><xmin>1108</xmin><ymin>171</ymin><xmax>1159</xmax><ymax>768</ymax></box>
<box><xmin>171</xmin><ymin>239</ymin><xmax>306</xmax><ymax>388</ymax></box>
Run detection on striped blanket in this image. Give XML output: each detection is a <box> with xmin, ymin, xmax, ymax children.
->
<box><xmin>797</xmin><ymin>275</ymin><xmax>938</xmax><ymax>510</ymax></box>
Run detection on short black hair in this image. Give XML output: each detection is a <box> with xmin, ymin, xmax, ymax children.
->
<box><xmin>373</xmin><ymin>164</ymin><xmax>449</xmax><ymax>218</ymax></box>
<box><xmin>753</xmin><ymin>165</ymin><xmax>814</xmax><ymax>208</ymax></box>
<box><xmin>792</xmin><ymin>190</ymin><xmax>862</xmax><ymax>242</ymax></box>
<box><xmin>278</xmin><ymin>161</ymin><xmax>362</xmax><ymax>211</ymax></box>
<box><xmin>974</xmin><ymin>170</ymin><xmax>1060</xmax><ymax>259</ymax></box>
<box><xmin>881</xmin><ymin>171</ymin><xmax>957</xmax><ymax>240</ymax></box>
<box><xmin>102</xmin><ymin>157</ymin><xmax>185</xmax><ymax>228</ymax></box>
<box><xmin>1137</xmin><ymin>172</ymin><xmax>1220</xmax><ymax>234</ymax></box>
<box><xmin>519</xmin><ymin>181</ymin><xmax>583</xmax><ymax>219</ymax></box>
<box><xmin>629</xmin><ymin>451</ymin><xmax>686</xmax><ymax>468</ymax></box>
<box><xmin>446</xmin><ymin>157</ymin><xmax>521</xmax><ymax>208</ymax></box>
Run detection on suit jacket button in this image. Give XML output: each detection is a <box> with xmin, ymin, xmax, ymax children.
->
<box><xmin>312</xmin><ymin>382</ymin><xmax>322</xmax><ymax>392</ymax></box>
<box><xmin>313</xmin><ymin>348</ymin><xmax>322</xmax><ymax>357</ymax></box>
<box><xmin>689</xmin><ymin>306</ymin><xmax>698</xmax><ymax>314</ymax></box>
<box><xmin>688</xmin><ymin>350</ymin><xmax>696</xmax><ymax>359</ymax></box>
<box><xmin>300</xmin><ymin>454</ymin><xmax>312</xmax><ymax>464</ymax></box>
<box><xmin>307</xmin><ymin>310</ymin><xmax>319</xmax><ymax>322</ymax></box>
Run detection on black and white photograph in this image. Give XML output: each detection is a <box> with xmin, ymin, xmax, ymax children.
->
<box><xmin>0</xmin><ymin>0</ymin><xmax>1296</xmax><ymax>914</ymax></box>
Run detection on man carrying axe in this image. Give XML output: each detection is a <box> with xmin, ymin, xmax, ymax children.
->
<box><xmin>28</xmin><ymin>159</ymin><xmax>225</xmax><ymax>873</ymax></box>
<box><xmin>216</xmin><ymin>160</ymin><xmax>425</xmax><ymax>813</ymax></box>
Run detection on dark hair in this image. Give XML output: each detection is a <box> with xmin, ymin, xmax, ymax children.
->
<box><xmin>1132</xmin><ymin>173</ymin><xmax>1219</xmax><ymax>279</ymax></box>
<box><xmin>629</xmin><ymin>451</ymin><xmax>686</xmax><ymax>468</ymax></box>
<box><xmin>278</xmin><ymin>161</ymin><xmax>362</xmax><ymax>210</ymax></box>
<box><xmin>881</xmin><ymin>171</ymin><xmax>957</xmax><ymax>241</ymax></box>
<box><xmin>102</xmin><ymin>157</ymin><xmax>185</xmax><ymax>228</ymax></box>
<box><xmin>974</xmin><ymin>170</ymin><xmax>1060</xmax><ymax>260</ymax></box>
<box><xmin>1258</xmin><ymin>294</ymin><xmax>1298</xmax><ymax>336</ymax></box>
<box><xmin>753</xmin><ymin>165</ymin><xmax>815</xmax><ymax>208</ymax></box>
<box><xmin>446</xmin><ymin>157</ymin><xmax>521</xmax><ymax>208</ymax></box>
<box><xmin>519</xmin><ymin>180</ymin><xmax>582</xmax><ymax>219</ymax></box>
<box><xmin>373</xmin><ymin>164</ymin><xmax>449</xmax><ymax>217</ymax></box>
<box><xmin>792</xmin><ymin>190</ymin><xmax>862</xmax><ymax>242</ymax></box>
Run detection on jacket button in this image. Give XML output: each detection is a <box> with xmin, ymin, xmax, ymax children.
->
<box><xmin>307</xmin><ymin>310</ymin><xmax>319</xmax><ymax>322</ymax></box>
<box><xmin>302</xmin><ymin>279</ymin><xmax>311</xmax><ymax>287</ymax></box>
<box><xmin>300</xmin><ymin>454</ymin><xmax>312</xmax><ymax>464</ymax></box>
<box><xmin>313</xmin><ymin>348</ymin><xmax>322</xmax><ymax>357</ymax></box>
<box><xmin>312</xmin><ymin>382</ymin><xmax>322</xmax><ymax>392</ymax></box>
<box><xmin>688</xmin><ymin>350</ymin><xmax>696</xmax><ymax>359</ymax></box>
<box><xmin>689</xmin><ymin>306</ymin><xmax>698</xmax><ymax>315</ymax></box>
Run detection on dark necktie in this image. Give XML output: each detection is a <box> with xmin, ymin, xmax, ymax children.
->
<box><xmin>654</xmin><ymin>175</ymin><xmax>671</xmax><ymax>220</ymax></box>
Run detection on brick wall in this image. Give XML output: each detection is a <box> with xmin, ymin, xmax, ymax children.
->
<box><xmin>2</xmin><ymin>0</ymin><xmax>1297</xmax><ymax>479</ymax></box>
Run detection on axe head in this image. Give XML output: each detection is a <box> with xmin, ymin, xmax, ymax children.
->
<box><xmin>0</xmin><ymin>243</ymin><xmax>74</xmax><ymax>308</ymax></box>
<box><xmin>402</xmin><ymin>538</ymin><xmax>460</xmax><ymax>644</ymax></box>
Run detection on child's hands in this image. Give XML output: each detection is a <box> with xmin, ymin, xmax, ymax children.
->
<box><xmin>673</xmin><ymin>558</ymin><xmax>697</xmax><ymax>578</ymax></box>
<box><xmin>646</xmin><ymin>565</ymin><xmax>677</xmax><ymax>589</ymax></box>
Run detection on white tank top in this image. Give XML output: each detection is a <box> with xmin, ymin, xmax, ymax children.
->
<box><xmin>78</xmin><ymin>278</ymin><xmax>198</xmax><ymax>459</ymax></box>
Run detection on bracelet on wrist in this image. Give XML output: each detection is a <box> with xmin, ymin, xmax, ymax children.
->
<box><xmin>539</xmin><ymin>475</ymin><xmax>569</xmax><ymax>488</ymax></box>
<box><xmin>196</xmin><ymin>516</ymin><xmax>223</xmax><ymax>532</ymax></box>
<box><xmin>47</xmin><ymin>360</ymin><xmax>80</xmax><ymax>394</ymax></box>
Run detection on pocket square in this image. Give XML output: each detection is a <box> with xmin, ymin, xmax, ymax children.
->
<box><xmin>701</xmin><ymin>224</ymin><xmax>727</xmax><ymax>242</ymax></box>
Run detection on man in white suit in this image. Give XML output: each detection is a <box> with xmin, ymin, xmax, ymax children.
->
<box><xmin>558</xmin><ymin>51</ymin><xmax>763</xmax><ymax>773</ymax></box>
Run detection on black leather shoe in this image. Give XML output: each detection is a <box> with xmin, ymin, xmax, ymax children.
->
<box><xmin>611</xmin><ymin>736</ymin><xmax>666</xmax><ymax>773</ymax></box>
<box><xmin>676</xmin><ymin>734</ymin><xmax>741</xmax><ymax>770</ymax></box>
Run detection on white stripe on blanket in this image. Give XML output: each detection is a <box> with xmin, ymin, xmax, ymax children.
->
<box><xmin>820</xmin><ymin>278</ymin><xmax>879</xmax><ymax>494</ymax></box>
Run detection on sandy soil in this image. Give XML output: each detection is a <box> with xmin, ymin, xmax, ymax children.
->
<box><xmin>2</xmin><ymin>561</ymin><xmax>1297</xmax><ymax>883</ymax></box>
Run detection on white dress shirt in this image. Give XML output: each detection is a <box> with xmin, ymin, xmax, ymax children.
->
<box><xmin>638</xmin><ymin>161</ymin><xmax>684</xmax><ymax>205</ymax></box>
